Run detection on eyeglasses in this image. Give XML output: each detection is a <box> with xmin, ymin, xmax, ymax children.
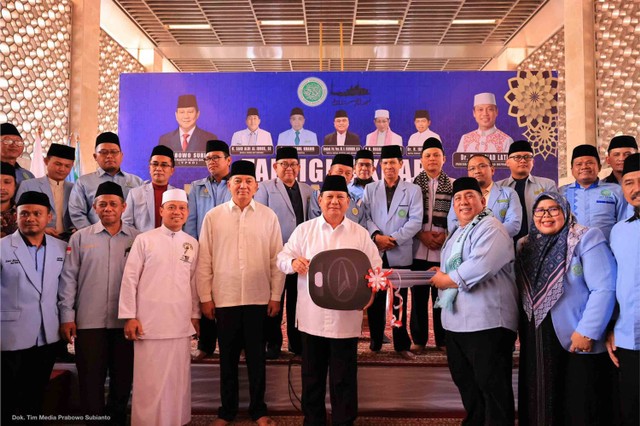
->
<box><xmin>467</xmin><ymin>164</ymin><xmax>491</xmax><ymax>172</ymax></box>
<box><xmin>532</xmin><ymin>207</ymin><xmax>562</xmax><ymax>218</ymax></box>
<box><xmin>2</xmin><ymin>139</ymin><xmax>24</xmax><ymax>146</ymax></box>
<box><xmin>97</xmin><ymin>149</ymin><xmax>121</xmax><ymax>156</ymax></box>
<box><xmin>277</xmin><ymin>161</ymin><xmax>299</xmax><ymax>169</ymax></box>
<box><xmin>204</xmin><ymin>155</ymin><xmax>228</xmax><ymax>163</ymax></box>
<box><xmin>509</xmin><ymin>155</ymin><xmax>534</xmax><ymax>162</ymax></box>
<box><xmin>149</xmin><ymin>162</ymin><xmax>172</xmax><ymax>169</ymax></box>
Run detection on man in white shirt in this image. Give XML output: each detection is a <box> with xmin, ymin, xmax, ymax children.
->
<box><xmin>278</xmin><ymin>175</ymin><xmax>382</xmax><ymax>425</ymax></box>
<box><xmin>197</xmin><ymin>160</ymin><xmax>285</xmax><ymax>426</ymax></box>
<box><xmin>231</xmin><ymin>107</ymin><xmax>273</xmax><ymax>146</ymax></box>
<box><xmin>407</xmin><ymin>110</ymin><xmax>441</xmax><ymax>146</ymax></box>
<box><xmin>457</xmin><ymin>93</ymin><xmax>513</xmax><ymax>153</ymax></box>
<box><xmin>365</xmin><ymin>109</ymin><xmax>403</xmax><ymax>146</ymax></box>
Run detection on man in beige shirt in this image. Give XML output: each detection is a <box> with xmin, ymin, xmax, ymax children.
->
<box><xmin>197</xmin><ymin>160</ymin><xmax>285</xmax><ymax>426</ymax></box>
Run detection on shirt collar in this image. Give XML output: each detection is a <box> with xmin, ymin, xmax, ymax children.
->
<box><xmin>476</xmin><ymin>126</ymin><xmax>498</xmax><ymax>136</ymax></box>
<box><xmin>97</xmin><ymin>167</ymin><xmax>125</xmax><ymax>177</ymax></box>
<box><xmin>179</xmin><ymin>128</ymin><xmax>195</xmax><ymax>138</ymax></box>
<box><xmin>318</xmin><ymin>213</ymin><xmax>346</xmax><ymax>230</ymax></box>
<box><xmin>573</xmin><ymin>179</ymin><xmax>599</xmax><ymax>189</ymax></box>
<box><xmin>159</xmin><ymin>224</ymin><xmax>183</xmax><ymax>235</ymax></box>
<box><xmin>19</xmin><ymin>231</ymin><xmax>46</xmax><ymax>247</ymax></box>
<box><xmin>93</xmin><ymin>220</ymin><xmax>134</xmax><ymax>236</ymax></box>
<box><xmin>47</xmin><ymin>176</ymin><xmax>63</xmax><ymax>186</ymax></box>
<box><xmin>227</xmin><ymin>198</ymin><xmax>256</xmax><ymax>212</ymax></box>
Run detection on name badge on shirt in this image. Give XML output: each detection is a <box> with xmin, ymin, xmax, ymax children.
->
<box><xmin>181</xmin><ymin>242</ymin><xmax>195</xmax><ymax>263</ymax></box>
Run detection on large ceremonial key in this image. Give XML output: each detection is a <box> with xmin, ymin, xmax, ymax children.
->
<box><xmin>308</xmin><ymin>248</ymin><xmax>373</xmax><ymax>310</ymax></box>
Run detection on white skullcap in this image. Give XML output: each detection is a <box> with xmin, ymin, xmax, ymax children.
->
<box><xmin>374</xmin><ymin>109</ymin><xmax>390</xmax><ymax>119</ymax></box>
<box><xmin>162</xmin><ymin>188</ymin><xmax>188</xmax><ymax>205</ymax></box>
<box><xmin>474</xmin><ymin>92</ymin><xmax>496</xmax><ymax>106</ymax></box>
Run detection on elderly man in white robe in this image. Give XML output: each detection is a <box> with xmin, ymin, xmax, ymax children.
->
<box><xmin>118</xmin><ymin>188</ymin><xmax>200</xmax><ymax>426</ymax></box>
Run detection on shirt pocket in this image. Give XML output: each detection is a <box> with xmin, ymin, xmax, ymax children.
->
<box><xmin>1</xmin><ymin>310</ymin><xmax>21</xmax><ymax>321</ymax></box>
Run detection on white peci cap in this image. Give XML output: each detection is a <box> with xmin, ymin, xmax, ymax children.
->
<box><xmin>161</xmin><ymin>188</ymin><xmax>188</xmax><ymax>205</ymax></box>
<box><xmin>474</xmin><ymin>92</ymin><xmax>496</xmax><ymax>106</ymax></box>
<box><xmin>374</xmin><ymin>109</ymin><xmax>390</xmax><ymax>119</ymax></box>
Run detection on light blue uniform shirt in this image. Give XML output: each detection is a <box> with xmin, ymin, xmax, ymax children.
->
<box><xmin>447</xmin><ymin>184</ymin><xmax>522</xmax><ymax>238</ymax></box>
<box><xmin>559</xmin><ymin>180</ymin><xmax>627</xmax><ymax>240</ymax></box>
<box><xmin>58</xmin><ymin>222</ymin><xmax>141</xmax><ymax>329</ymax></box>
<box><xmin>308</xmin><ymin>188</ymin><xmax>366</xmax><ymax>227</ymax></box>
<box><xmin>184</xmin><ymin>176</ymin><xmax>231</xmax><ymax>239</ymax></box>
<box><xmin>277</xmin><ymin>128</ymin><xmax>318</xmax><ymax>146</ymax></box>
<box><xmin>69</xmin><ymin>168</ymin><xmax>143</xmax><ymax>229</ymax></box>
<box><xmin>440</xmin><ymin>217</ymin><xmax>519</xmax><ymax>333</ymax></box>
<box><xmin>347</xmin><ymin>182</ymin><xmax>366</xmax><ymax>201</ymax></box>
<box><xmin>610</xmin><ymin>216</ymin><xmax>640</xmax><ymax>350</ymax></box>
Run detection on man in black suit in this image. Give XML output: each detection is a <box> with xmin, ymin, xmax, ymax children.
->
<box><xmin>158</xmin><ymin>94</ymin><xmax>217</xmax><ymax>152</ymax></box>
<box><xmin>323</xmin><ymin>110</ymin><xmax>360</xmax><ymax>146</ymax></box>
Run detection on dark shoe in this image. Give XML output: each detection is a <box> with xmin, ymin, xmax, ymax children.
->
<box><xmin>191</xmin><ymin>349</ymin><xmax>207</xmax><ymax>361</ymax></box>
<box><xmin>265</xmin><ymin>346</ymin><xmax>281</xmax><ymax>360</ymax></box>
<box><xmin>410</xmin><ymin>344</ymin><xmax>425</xmax><ymax>355</ymax></box>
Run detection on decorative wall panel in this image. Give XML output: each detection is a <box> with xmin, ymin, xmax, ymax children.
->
<box><xmin>97</xmin><ymin>29</ymin><xmax>145</xmax><ymax>134</ymax></box>
<box><xmin>1</xmin><ymin>0</ymin><xmax>72</xmax><ymax>157</ymax></box>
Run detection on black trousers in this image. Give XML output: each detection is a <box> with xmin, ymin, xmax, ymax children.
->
<box><xmin>301</xmin><ymin>332</ymin><xmax>358</xmax><ymax>426</ymax></box>
<box><xmin>75</xmin><ymin>328</ymin><xmax>134</xmax><ymax>425</ymax></box>
<box><xmin>1</xmin><ymin>342</ymin><xmax>58</xmax><ymax>423</ymax></box>
<box><xmin>216</xmin><ymin>304</ymin><xmax>268</xmax><ymax>421</ymax></box>
<box><xmin>197</xmin><ymin>315</ymin><xmax>217</xmax><ymax>354</ymax></box>
<box><xmin>366</xmin><ymin>257</ymin><xmax>411</xmax><ymax>352</ymax></box>
<box><xmin>410</xmin><ymin>259</ymin><xmax>445</xmax><ymax>347</ymax></box>
<box><xmin>446</xmin><ymin>328</ymin><xmax>516</xmax><ymax>426</ymax></box>
<box><xmin>616</xmin><ymin>348</ymin><xmax>639</xmax><ymax>426</ymax></box>
<box><xmin>265</xmin><ymin>273</ymin><xmax>301</xmax><ymax>354</ymax></box>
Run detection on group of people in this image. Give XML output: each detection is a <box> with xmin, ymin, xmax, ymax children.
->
<box><xmin>159</xmin><ymin>91</ymin><xmax>512</xmax><ymax>152</ymax></box>
<box><xmin>1</xmin><ymin>117</ymin><xmax>638</xmax><ymax>426</ymax></box>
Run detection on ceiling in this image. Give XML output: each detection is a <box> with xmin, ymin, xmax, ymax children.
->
<box><xmin>113</xmin><ymin>0</ymin><xmax>549</xmax><ymax>72</ymax></box>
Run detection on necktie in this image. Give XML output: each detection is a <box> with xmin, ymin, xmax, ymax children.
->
<box><xmin>294</xmin><ymin>131</ymin><xmax>300</xmax><ymax>145</ymax></box>
<box><xmin>182</xmin><ymin>134</ymin><xmax>189</xmax><ymax>151</ymax></box>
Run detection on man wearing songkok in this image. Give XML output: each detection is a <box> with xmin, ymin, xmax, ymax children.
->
<box><xmin>603</xmin><ymin>135</ymin><xmax>637</xmax><ymax>184</ymax></box>
<box><xmin>407</xmin><ymin>110</ymin><xmax>441</xmax><ymax>146</ymax></box>
<box><xmin>1</xmin><ymin>191</ymin><xmax>66</xmax><ymax>422</ymax></box>
<box><xmin>231</xmin><ymin>107</ymin><xmax>273</xmax><ymax>146</ymax></box>
<box><xmin>185</xmin><ymin>139</ymin><xmax>232</xmax><ymax>361</ymax></box>
<box><xmin>122</xmin><ymin>145</ymin><xmax>176</xmax><ymax>232</ymax></box>
<box><xmin>363</xmin><ymin>145</ymin><xmax>423</xmax><ymax>359</ymax></box>
<box><xmin>1</xmin><ymin>122</ymin><xmax>35</xmax><ymax>185</ymax></box>
<box><xmin>365</xmin><ymin>109</ymin><xmax>403</xmax><ymax>146</ymax></box>
<box><xmin>349</xmin><ymin>149</ymin><xmax>375</xmax><ymax>201</ymax></box>
<box><xmin>323</xmin><ymin>110</ymin><xmax>361</xmax><ymax>146</ymax></box>
<box><xmin>197</xmin><ymin>160</ymin><xmax>285</xmax><ymax>426</ymax></box>
<box><xmin>278</xmin><ymin>175</ymin><xmax>383</xmax><ymax>425</ymax></box>
<box><xmin>118</xmin><ymin>188</ymin><xmax>199</xmax><ymax>426</ymax></box>
<box><xmin>0</xmin><ymin>161</ymin><xmax>18</xmax><ymax>237</ymax></box>
<box><xmin>559</xmin><ymin>144</ymin><xmax>627</xmax><ymax>239</ymax></box>
<box><xmin>59</xmin><ymin>181</ymin><xmax>140</xmax><ymax>424</ymax></box>
<box><xmin>410</xmin><ymin>137</ymin><xmax>453</xmax><ymax>354</ymax></box>
<box><xmin>277</xmin><ymin>107</ymin><xmax>319</xmax><ymax>146</ymax></box>
<box><xmin>158</xmin><ymin>94</ymin><xmax>217</xmax><ymax>152</ymax></box>
<box><xmin>16</xmin><ymin>143</ymin><xmax>76</xmax><ymax>239</ymax></box>
<box><xmin>496</xmin><ymin>139</ymin><xmax>556</xmax><ymax>241</ymax></box>
<box><xmin>457</xmin><ymin>92</ymin><xmax>513</xmax><ymax>153</ymax></box>
<box><xmin>430</xmin><ymin>177</ymin><xmax>519</xmax><ymax>425</ymax></box>
<box><xmin>255</xmin><ymin>146</ymin><xmax>313</xmax><ymax>358</ymax></box>
<box><xmin>448</xmin><ymin>154</ymin><xmax>522</xmax><ymax>238</ymax></box>
<box><xmin>606</xmin><ymin>153</ymin><xmax>640</xmax><ymax>426</ymax></box>
<box><xmin>69</xmin><ymin>131</ymin><xmax>143</xmax><ymax>229</ymax></box>
<box><xmin>310</xmin><ymin>154</ymin><xmax>366</xmax><ymax>226</ymax></box>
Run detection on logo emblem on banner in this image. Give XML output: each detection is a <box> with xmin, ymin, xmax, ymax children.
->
<box><xmin>298</xmin><ymin>77</ymin><xmax>328</xmax><ymax>107</ymax></box>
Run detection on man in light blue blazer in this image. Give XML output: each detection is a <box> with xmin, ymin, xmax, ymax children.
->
<box><xmin>123</xmin><ymin>145</ymin><xmax>176</xmax><ymax>232</ymax></box>
<box><xmin>185</xmin><ymin>140</ymin><xmax>232</xmax><ymax>361</ymax></box>
<box><xmin>1</xmin><ymin>191</ymin><xmax>66</xmax><ymax>422</ymax></box>
<box><xmin>16</xmin><ymin>143</ymin><xmax>76</xmax><ymax>239</ymax></box>
<box><xmin>277</xmin><ymin>107</ymin><xmax>318</xmax><ymax>146</ymax></box>
<box><xmin>448</xmin><ymin>154</ymin><xmax>522</xmax><ymax>238</ymax></box>
<box><xmin>255</xmin><ymin>146</ymin><xmax>313</xmax><ymax>358</ymax></box>
<box><xmin>309</xmin><ymin>154</ymin><xmax>366</xmax><ymax>226</ymax></box>
<box><xmin>363</xmin><ymin>145</ymin><xmax>423</xmax><ymax>359</ymax></box>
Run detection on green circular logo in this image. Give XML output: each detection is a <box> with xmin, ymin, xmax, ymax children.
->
<box><xmin>601</xmin><ymin>189</ymin><xmax>611</xmax><ymax>197</ymax></box>
<box><xmin>500</xmin><ymin>208</ymin><xmax>507</xmax><ymax>218</ymax></box>
<box><xmin>297</xmin><ymin>77</ymin><xmax>327</xmax><ymax>107</ymax></box>
<box><xmin>572</xmin><ymin>264</ymin><xmax>583</xmax><ymax>276</ymax></box>
<box><xmin>398</xmin><ymin>209</ymin><xmax>407</xmax><ymax>218</ymax></box>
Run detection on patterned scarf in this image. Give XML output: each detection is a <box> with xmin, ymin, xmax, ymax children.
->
<box><xmin>435</xmin><ymin>208</ymin><xmax>493</xmax><ymax>310</ymax></box>
<box><xmin>413</xmin><ymin>170</ymin><xmax>453</xmax><ymax>229</ymax></box>
<box><xmin>516</xmin><ymin>192</ymin><xmax>588</xmax><ymax>328</ymax></box>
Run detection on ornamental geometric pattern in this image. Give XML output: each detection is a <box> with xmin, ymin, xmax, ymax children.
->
<box><xmin>504</xmin><ymin>70</ymin><xmax>559</xmax><ymax>160</ymax></box>
<box><xmin>0</xmin><ymin>0</ymin><xmax>72</xmax><ymax>159</ymax></box>
<box><xmin>97</xmin><ymin>30</ymin><xmax>145</xmax><ymax>134</ymax></box>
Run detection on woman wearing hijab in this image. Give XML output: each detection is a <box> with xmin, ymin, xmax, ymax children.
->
<box><xmin>516</xmin><ymin>192</ymin><xmax>616</xmax><ymax>426</ymax></box>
